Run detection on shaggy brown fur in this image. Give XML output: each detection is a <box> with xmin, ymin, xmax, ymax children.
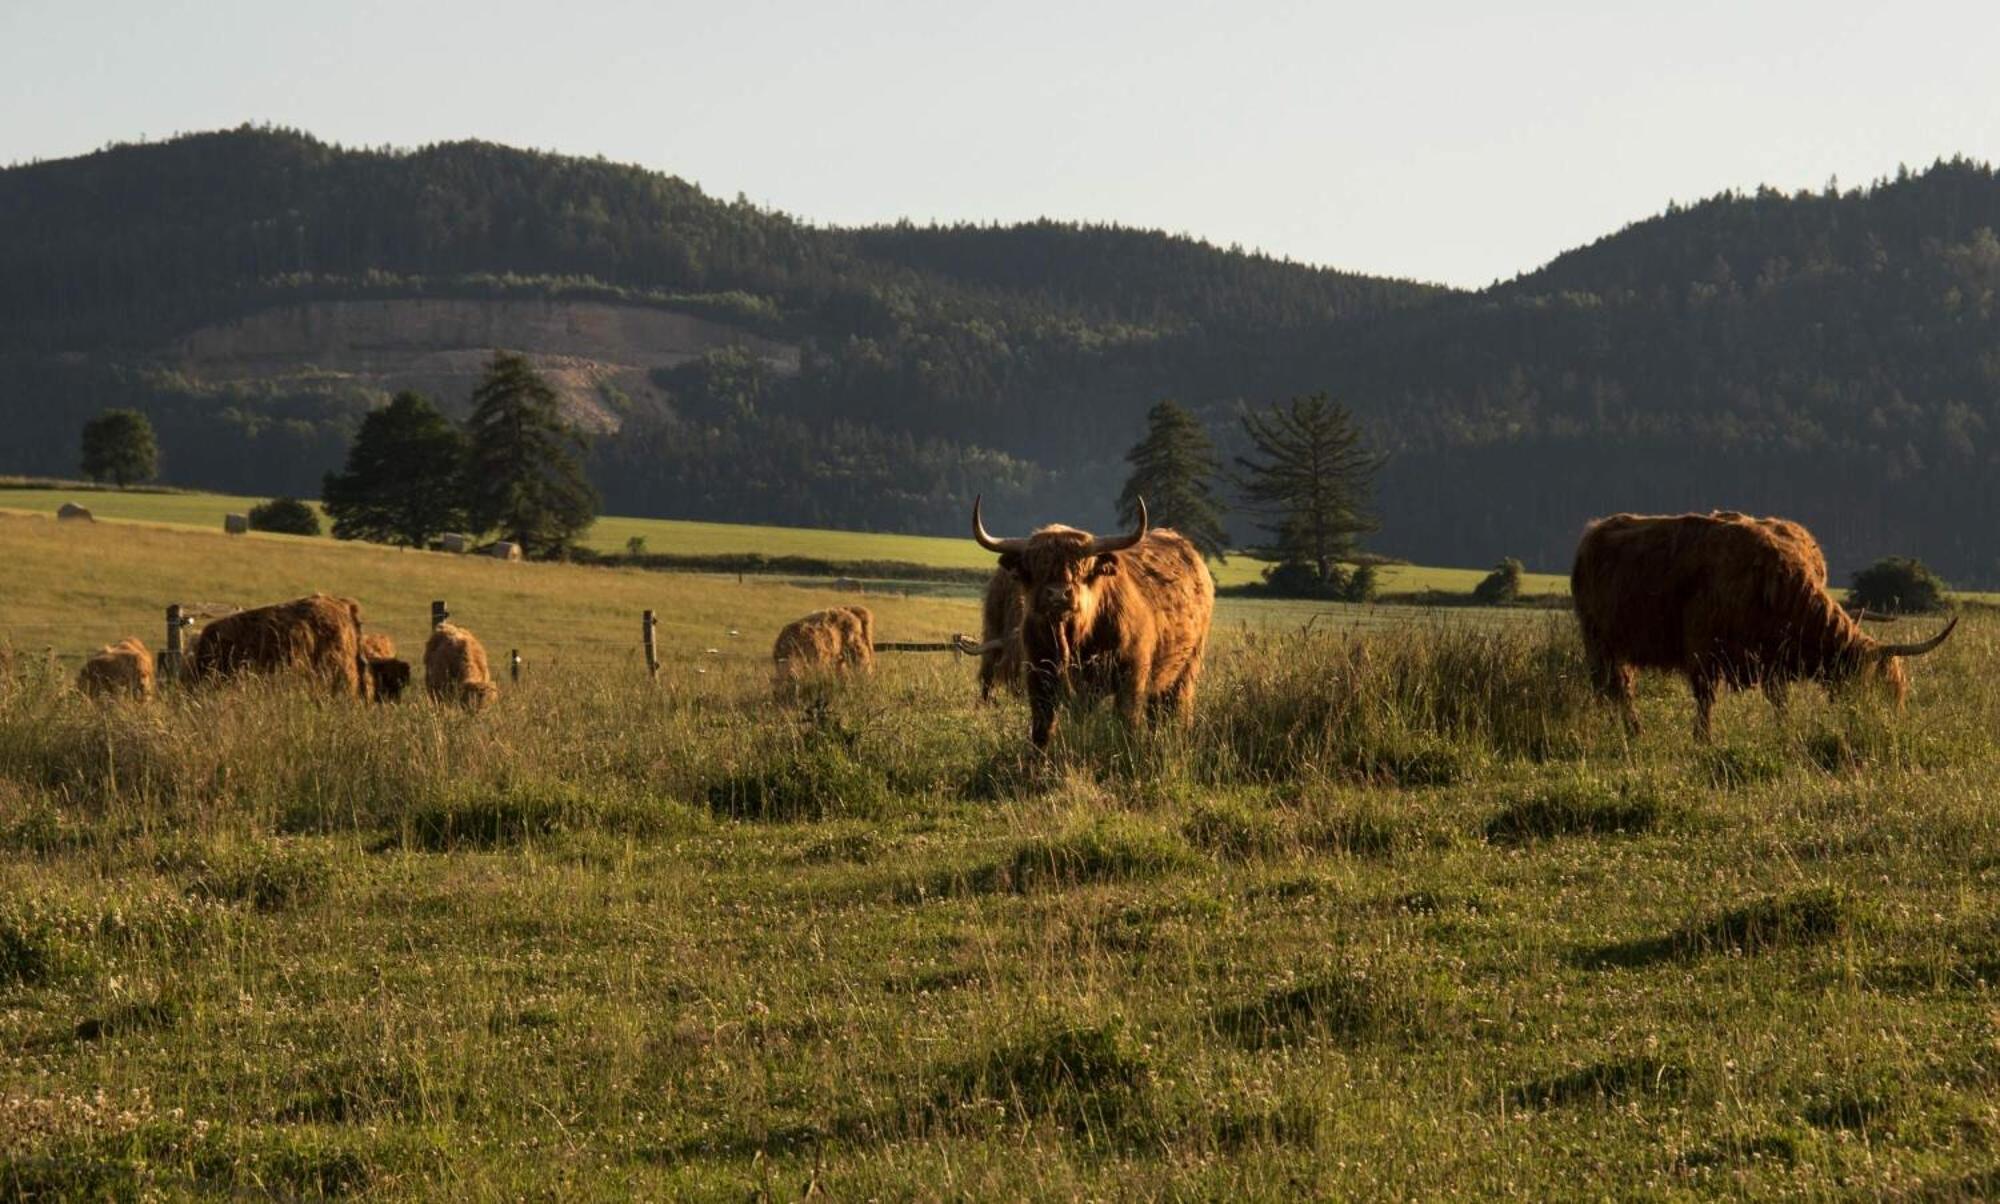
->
<box><xmin>191</xmin><ymin>595</ymin><xmax>367</xmax><ymax>696</ymax></box>
<box><xmin>424</xmin><ymin>623</ymin><xmax>499</xmax><ymax>712</ymax></box>
<box><xmin>1572</xmin><ymin>512</ymin><xmax>1956</xmax><ymax>738</ymax></box>
<box><xmin>772</xmin><ymin>606</ymin><xmax>876</xmax><ymax>695</ymax></box>
<box><xmin>975</xmin><ymin>572</ymin><xmax>1029</xmax><ymax>701</ymax></box>
<box><xmin>355</xmin><ymin>635</ymin><xmax>409</xmax><ymax>702</ymax></box>
<box><xmin>1708</xmin><ymin>511</ymin><xmax>1827</xmax><ymax>585</ymax></box>
<box><xmin>974</xmin><ymin>504</ymin><xmax>1215</xmax><ymax>748</ymax></box>
<box><xmin>77</xmin><ymin>637</ymin><xmax>154</xmax><ymax>701</ymax></box>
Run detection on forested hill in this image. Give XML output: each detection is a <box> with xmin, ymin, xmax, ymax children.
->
<box><xmin>4</xmin><ymin>127</ymin><xmax>2000</xmax><ymax>583</ymax></box>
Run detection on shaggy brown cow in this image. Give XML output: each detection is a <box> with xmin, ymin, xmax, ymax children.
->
<box><xmin>967</xmin><ymin>570</ymin><xmax>1028</xmax><ymax>702</ymax></box>
<box><xmin>425</xmin><ymin>622</ymin><xmax>498</xmax><ymax>712</ymax></box>
<box><xmin>772</xmin><ymin>606</ymin><xmax>875</xmax><ymax>695</ymax></box>
<box><xmin>77</xmin><ymin>637</ymin><xmax>154</xmax><ymax>700</ymax></box>
<box><xmin>359</xmin><ymin>632</ymin><xmax>411</xmax><ymax>702</ymax></box>
<box><xmin>191</xmin><ymin>594</ymin><xmax>367</xmax><ymax>696</ymax></box>
<box><xmin>1571</xmin><ymin>512</ymin><xmax>1956</xmax><ymax>738</ymax></box>
<box><xmin>972</xmin><ymin>496</ymin><xmax>1214</xmax><ymax>748</ymax></box>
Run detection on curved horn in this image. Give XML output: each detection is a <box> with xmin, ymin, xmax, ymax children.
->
<box><xmin>971</xmin><ymin>495</ymin><xmax>1029</xmax><ymax>554</ymax></box>
<box><xmin>1088</xmin><ymin>496</ymin><xmax>1149</xmax><ymax>555</ymax></box>
<box><xmin>1876</xmin><ymin>615</ymin><xmax>1959</xmax><ymax>659</ymax></box>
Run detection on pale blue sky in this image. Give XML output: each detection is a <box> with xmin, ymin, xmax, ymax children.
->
<box><xmin>3</xmin><ymin>0</ymin><xmax>1995</xmax><ymax>287</ymax></box>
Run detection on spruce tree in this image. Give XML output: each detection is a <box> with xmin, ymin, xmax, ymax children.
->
<box><xmin>461</xmin><ymin>353</ymin><xmax>598</xmax><ymax>557</ymax></box>
<box><xmin>79</xmin><ymin>409</ymin><xmax>158</xmax><ymax>487</ymax></box>
<box><xmin>1116</xmin><ymin>400</ymin><xmax>1229</xmax><ymax>560</ymax></box>
<box><xmin>1234</xmin><ymin>393</ymin><xmax>1382</xmax><ymax>585</ymax></box>
<box><xmin>322</xmin><ymin>391</ymin><xmax>468</xmax><ymax>546</ymax></box>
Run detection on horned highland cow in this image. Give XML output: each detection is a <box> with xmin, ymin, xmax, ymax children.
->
<box><xmin>971</xmin><ymin>496</ymin><xmax>1214</xmax><ymax>748</ymax></box>
<box><xmin>77</xmin><ymin>636</ymin><xmax>154</xmax><ymax>701</ymax></box>
<box><xmin>772</xmin><ymin>606</ymin><xmax>875</xmax><ymax>696</ymax></box>
<box><xmin>190</xmin><ymin>594</ymin><xmax>368</xmax><ymax>696</ymax></box>
<box><xmin>1571</xmin><ymin>512</ymin><xmax>1956</xmax><ymax>738</ymax></box>
<box><xmin>424</xmin><ymin>622</ymin><xmax>499</xmax><ymax>712</ymax></box>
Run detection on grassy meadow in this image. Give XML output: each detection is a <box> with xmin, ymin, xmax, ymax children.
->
<box><xmin>4</xmin><ymin>512</ymin><xmax>2000</xmax><ymax>1198</ymax></box>
<box><xmin>0</xmin><ymin>483</ymin><xmax>1572</xmax><ymax>596</ymax></box>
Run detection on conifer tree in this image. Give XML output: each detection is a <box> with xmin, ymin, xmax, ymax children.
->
<box><xmin>1116</xmin><ymin>400</ymin><xmax>1229</xmax><ymax>560</ymax></box>
<box><xmin>461</xmin><ymin>353</ymin><xmax>598</xmax><ymax>556</ymax></box>
<box><xmin>1234</xmin><ymin>393</ymin><xmax>1381</xmax><ymax>584</ymax></box>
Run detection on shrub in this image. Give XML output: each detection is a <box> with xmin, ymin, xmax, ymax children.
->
<box><xmin>1848</xmin><ymin>556</ymin><xmax>1948</xmax><ymax>614</ymax></box>
<box><xmin>248</xmin><ymin>496</ymin><xmax>322</xmax><ymax>536</ymax></box>
<box><xmin>1342</xmin><ymin>563</ymin><xmax>1378</xmax><ymax>603</ymax></box>
<box><xmin>1472</xmin><ymin>557</ymin><xmax>1524</xmax><ymax>605</ymax></box>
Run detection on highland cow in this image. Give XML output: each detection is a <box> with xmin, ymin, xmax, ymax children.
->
<box><xmin>772</xmin><ymin>606</ymin><xmax>875</xmax><ymax>696</ymax></box>
<box><xmin>967</xmin><ymin>569</ymin><xmax>1028</xmax><ymax>702</ymax></box>
<box><xmin>76</xmin><ymin>637</ymin><xmax>154</xmax><ymax>701</ymax></box>
<box><xmin>190</xmin><ymin>595</ymin><xmax>367</xmax><ymax>696</ymax></box>
<box><xmin>971</xmin><ymin>496</ymin><xmax>1214</xmax><ymax>747</ymax></box>
<box><xmin>1571</xmin><ymin>512</ymin><xmax>1956</xmax><ymax>739</ymax></box>
<box><xmin>424</xmin><ymin>622</ymin><xmax>498</xmax><ymax>712</ymax></box>
<box><xmin>359</xmin><ymin>633</ymin><xmax>411</xmax><ymax>702</ymax></box>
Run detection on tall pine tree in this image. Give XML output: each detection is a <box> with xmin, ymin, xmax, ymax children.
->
<box><xmin>462</xmin><ymin>353</ymin><xmax>599</xmax><ymax>557</ymax></box>
<box><xmin>1234</xmin><ymin>393</ymin><xmax>1382</xmax><ymax>584</ymax></box>
<box><xmin>322</xmin><ymin>392</ymin><xmax>469</xmax><ymax>546</ymax></box>
<box><xmin>1116</xmin><ymin>400</ymin><xmax>1229</xmax><ymax>560</ymax></box>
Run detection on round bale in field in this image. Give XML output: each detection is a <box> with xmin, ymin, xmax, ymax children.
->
<box><xmin>76</xmin><ymin>636</ymin><xmax>154</xmax><ymax>701</ymax></box>
<box><xmin>56</xmin><ymin>502</ymin><xmax>93</xmax><ymax>522</ymax></box>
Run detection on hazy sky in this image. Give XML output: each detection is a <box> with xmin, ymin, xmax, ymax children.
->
<box><xmin>3</xmin><ymin>0</ymin><xmax>1995</xmax><ymax>287</ymax></box>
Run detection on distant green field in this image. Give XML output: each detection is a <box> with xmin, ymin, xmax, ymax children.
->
<box><xmin>0</xmin><ymin>483</ymin><xmax>1570</xmax><ymax>595</ymax></box>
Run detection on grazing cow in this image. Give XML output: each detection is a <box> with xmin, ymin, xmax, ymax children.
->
<box><xmin>425</xmin><ymin>622</ymin><xmax>498</xmax><ymax>712</ymax></box>
<box><xmin>77</xmin><ymin>637</ymin><xmax>154</xmax><ymax>700</ymax></box>
<box><xmin>191</xmin><ymin>595</ymin><xmax>367</xmax><ymax>696</ymax></box>
<box><xmin>971</xmin><ymin>497</ymin><xmax>1215</xmax><ymax>748</ymax></box>
<box><xmin>1571</xmin><ymin>512</ymin><xmax>1957</xmax><ymax>738</ymax></box>
<box><xmin>772</xmin><ymin>606</ymin><xmax>875</xmax><ymax>696</ymax></box>
<box><xmin>359</xmin><ymin>632</ymin><xmax>411</xmax><ymax>702</ymax></box>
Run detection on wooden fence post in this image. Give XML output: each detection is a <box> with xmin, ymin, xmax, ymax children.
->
<box><xmin>431</xmin><ymin>600</ymin><xmax>448</xmax><ymax>629</ymax></box>
<box><xmin>643</xmin><ymin>610</ymin><xmax>659</xmax><ymax>680</ymax></box>
<box><xmin>162</xmin><ymin>604</ymin><xmax>185</xmax><ymax>682</ymax></box>
<box><xmin>510</xmin><ymin>649</ymin><xmax>521</xmax><ymax>684</ymax></box>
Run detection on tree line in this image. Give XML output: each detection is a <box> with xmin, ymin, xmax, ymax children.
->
<box><xmin>13</xmin><ymin>129</ymin><xmax>2000</xmax><ymax>581</ymax></box>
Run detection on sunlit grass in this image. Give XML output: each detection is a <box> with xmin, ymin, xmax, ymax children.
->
<box><xmin>2</xmin><ymin>511</ymin><xmax>1996</xmax><ymax>1196</ymax></box>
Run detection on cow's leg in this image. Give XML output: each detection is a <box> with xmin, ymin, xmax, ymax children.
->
<box><xmin>1117</xmin><ymin>652</ymin><xmax>1152</xmax><ymax>732</ymax></box>
<box><xmin>1690</xmin><ymin>674</ymin><xmax>1718</xmax><ymax>742</ymax></box>
<box><xmin>1028</xmin><ymin>671</ymin><xmax>1060</xmax><ymax>749</ymax></box>
<box><xmin>1593</xmin><ymin>655</ymin><xmax>1640</xmax><ymax>736</ymax></box>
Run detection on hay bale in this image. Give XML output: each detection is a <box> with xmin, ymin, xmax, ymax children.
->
<box><xmin>223</xmin><ymin>513</ymin><xmax>249</xmax><ymax>535</ymax></box>
<box><xmin>190</xmin><ymin>594</ymin><xmax>366</xmax><ymax>697</ymax></box>
<box><xmin>425</xmin><ymin>622</ymin><xmax>498</xmax><ymax>712</ymax></box>
<box><xmin>488</xmin><ymin>541</ymin><xmax>523</xmax><ymax>562</ymax></box>
<box><xmin>77</xmin><ymin>636</ymin><xmax>154</xmax><ymax>701</ymax></box>
<box><xmin>440</xmin><ymin>533</ymin><xmax>471</xmax><ymax>554</ymax></box>
<box><xmin>772</xmin><ymin>606</ymin><xmax>875</xmax><ymax>696</ymax></box>
<box><xmin>56</xmin><ymin>502</ymin><xmax>93</xmax><ymax>522</ymax></box>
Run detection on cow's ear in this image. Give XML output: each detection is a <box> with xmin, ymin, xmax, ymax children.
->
<box><xmin>1000</xmin><ymin>551</ymin><xmax>1024</xmax><ymax>578</ymax></box>
<box><xmin>1092</xmin><ymin>553</ymin><xmax>1121</xmax><ymax>579</ymax></box>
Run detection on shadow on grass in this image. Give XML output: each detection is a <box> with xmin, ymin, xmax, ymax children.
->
<box><xmin>1506</xmin><ymin>1056</ymin><xmax>1686</xmax><ymax>1109</ymax></box>
<box><xmin>1211</xmin><ymin>968</ymin><xmax>1429</xmax><ymax>1051</ymax></box>
<box><xmin>903</xmin><ymin>822</ymin><xmax>1195</xmax><ymax>900</ymax></box>
<box><xmin>1577</xmin><ymin>888</ymin><xmax>1850</xmax><ymax>970</ymax></box>
<box><xmin>1483</xmin><ymin>778</ymin><xmax>1667</xmax><ymax>846</ymax></box>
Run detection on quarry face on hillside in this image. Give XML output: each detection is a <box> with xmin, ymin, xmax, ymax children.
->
<box><xmin>172</xmin><ymin>298</ymin><xmax>800</xmax><ymax>432</ymax></box>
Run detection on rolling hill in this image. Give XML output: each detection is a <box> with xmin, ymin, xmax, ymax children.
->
<box><xmin>3</xmin><ymin>127</ymin><xmax>1999</xmax><ymax>583</ymax></box>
